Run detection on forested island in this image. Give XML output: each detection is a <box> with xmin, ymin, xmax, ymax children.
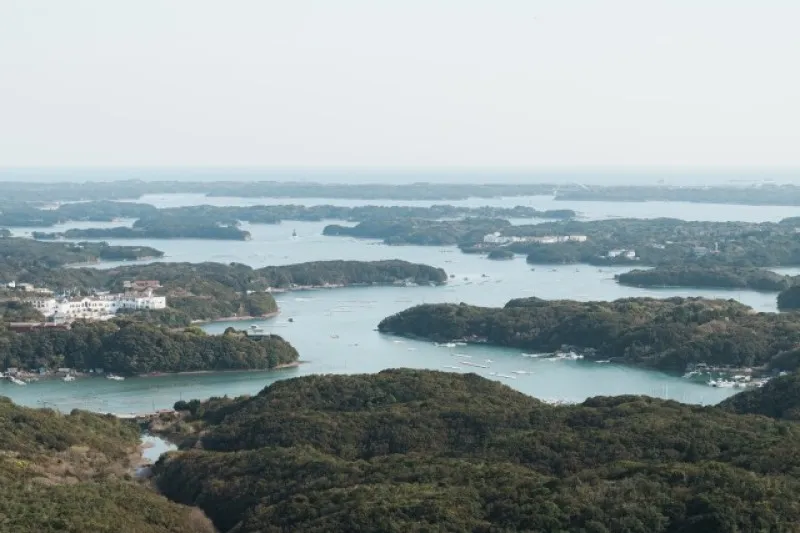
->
<box><xmin>555</xmin><ymin>183</ymin><xmax>800</xmax><ymax>206</ymax></box>
<box><xmin>461</xmin><ymin>217</ymin><xmax>800</xmax><ymax>268</ymax></box>
<box><xmin>378</xmin><ymin>296</ymin><xmax>800</xmax><ymax>373</ymax></box>
<box><xmin>1</xmin><ymin>260</ymin><xmax>447</xmax><ymax>326</ymax></box>
<box><xmin>0</xmin><ymin>237</ymin><xmax>163</xmax><ymax>281</ymax></box>
<box><xmin>0</xmin><ymin>320</ymin><xmax>298</xmax><ymax>375</ymax></box>
<box><xmin>2</xmin><ymin>199</ymin><xmax>574</xmax><ymax>230</ymax></box>
<box><xmin>0</xmin><ymin>397</ymin><xmax>215</xmax><ymax>532</ymax></box>
<box><xmin>616</xmin><ymin>266</ymin><xmax>799</xmax><ymax>291</ymax></box>
<box><xmin>143</xmin><ymin>369</ymin><xmax>800</xmax><ymax>532</ymax></box>
<box><xmin>0</xmin><ymin>180</ymin><xmax>561</xmax><ymax>202</ymax></box>
<box><xmin>323</xmin><ymin>218</ymin><xmax>512</xmax><ymax>245</ymax></box>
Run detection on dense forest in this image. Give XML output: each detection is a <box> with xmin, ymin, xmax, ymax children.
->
<box><xmin>778</xmin><ymin>286</ymin><xmax>800</xmax><ymax>310</ymax></box>
<box><xmin>150</xmin><ymin>369</ymin><xmax>800</xmax><ymax>532</ymax></box>
<box><xmin>616</xmin><ymin>266</ymin><xmax>798</xmax><ymax>291</ymax></box>
<box><xmin>0</xmin><ymin>319</ymin><xmax>298</xmax><ymax>374</ymax></box>
<box><xmin>459</xmin><ymin>217</ymin><xmax>800</xmax><ymax>268</ymax></box>
<box><xmin>0</xmin><ymin>397</ymin><xmax>214</xmax><ymax>532</ymax></box>
<box><xmin>719</xmin><ymin>371</ymin><xmax>800</xmax><ymax>421</ymax></box>
<box><xmin>378</xmin><ymin>296</ymin><xmax>800</xmax><ymax>372</ymax></box>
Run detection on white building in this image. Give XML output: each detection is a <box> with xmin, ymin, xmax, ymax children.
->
<box><xmin>26</xmin><ymin>289</ymin><xmax>166</xmax><ymax>320</ymax></box>
<box><xmin>608</xmin><ymin>249</ymin><xmax>636</xmax><ymax>259</ymax></box>
<box><xmin>483</xmin><ymin>233</ymin><xmax>589</xmax><ymax>245</ymax></box>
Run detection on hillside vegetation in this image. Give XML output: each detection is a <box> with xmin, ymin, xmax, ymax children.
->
<box><xmin>0</xmin><ymin>397</ymin><xmax>214</xmax><ymax>533</ymax></box>
<box><xmin>377</xmin><ymin>296</ymin><xmax>800</xmax><ymax>372</ymax></box>
<box><xmin>617</xmin><ymin>266</ymin><xmax>798</xmax><ymax>291</ymax></box>
<box><xmin>153</xmin><ymin>369</ymin><xmax>800</xmax><ymax>532</ymax></box>
<box><xmin>0</xmin><ymin>319</ymin><xmax>298</xmax><ymax>375</ymax></box>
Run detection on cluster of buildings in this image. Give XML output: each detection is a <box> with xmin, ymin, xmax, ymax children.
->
<box><xmin>607</xmin><ymin>249</ymin><xmax>637</xmax><ymax>259</ymax></box>
<box><xmin>25</xmin><ymin>289</ymin><xmax>167</xmax><ymax>321</ymax></box>
<box><xmin>483</xmin><ymin>233</ymin><xmax>588</xmax><ymax>245</ymax></box>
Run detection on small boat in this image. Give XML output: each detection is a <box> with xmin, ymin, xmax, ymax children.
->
<box><xmin>484</xmin><ymin>359</ymin><xmax>494</xmax><ymax>363</ymax></box>
<box><xmin>451</xmin><ymin>353</ymin><xmax>471</xmax><ymax>358</ymax></box>
<box><xmin>62</xmin><ymin>375</ymin><xmax>76</xmax><ymax>382</ymax></box>
<box><xmin>442</xmin><ymin>365</ymin><xmax>461</xmax><ymax>370</ymax></box>
<box><xmin>7</xmin><ymin>376</ymin><xmax>26</xmax><ymax>386</ymax></box>
<box><xmin>594</xmin><ymin>360</ymin><xmax>611</xmax><ymax>364</ymax></box>
<box><xmin>106</xmin><ymin>374</ymin><xmax>125</xmax><ymax>381</ymax></box>
<box><xmin>292</xmin><ymin>229</ymin><xmax>297</xmax><ymax>237</ymax></box>
<box><xmin>459</xmin><ymin>361</ymin><xmax>488</xmax><ymax>369</ymax></box>
<box><xmin>708</xmin><ymin>379</ymin><xmax>735</xmax><ymax>388</ymax></box>
<box><xmin>511</xmin><ymin>370</ymin><xmax>532</xmax><ymax>375</ymax></box>
<box><xmin>489</xmin><ymin>372</ymin><xmax>517</xmax><ymax>380</ymax></box>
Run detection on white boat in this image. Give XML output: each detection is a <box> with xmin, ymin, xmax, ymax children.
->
<box><xmin>708</xmin><ymin>379</ymin><xmax>735</xmax><ymax>388</ymax></box>
<box><xmin>485</xmin><ymin>359</ymin><xmax>494</xmax><ymax>363</ymax></box>
<box><xmin>442</xmin><ymin>365</ymin><xmax>461</xmax><ymax>370</ymax></box>
<box><xmin>62</xmin><ymin>375</ymin><xmax>76</xmax><ymax>382</ymax></box>
<box><xmin>106</xmin><ymin>374</ymin><xmax>125</xmax><ymax>381</ymax></box>
<box><xmin>459</xmin><ymin>361</ymin><xmax>488</xmax><ymax>369</ymax></box>
<box><xmin>451</xmin><ymin>353</ymin><xmax>471</xmax><ymax>358</ymax></box>
<box><xmin>511</xmin><ymin>370</ymin><xmax>532</xmax><ymax>375</ymax></box>
<box><xmin>594</xmin><ymin>360</ymin><xmax>611</xmax><ymax>364</ymax></box>
<box><xmin>489</xmin><ymin>372</ymin><xmax>516</xmax><ymax>380</ymax></box>
<box><xmin>7</xmin><ymin>376</ymin><xmax>26</xmax><ymax>386</ymax></box>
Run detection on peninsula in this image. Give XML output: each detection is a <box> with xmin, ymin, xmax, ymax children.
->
<box><xmin>377</xmin><ymin>296</ymin><xmax>800</xmax><ymax>373</ymax></box>
<box><xmin>147</xmin><ymin>369</ymin><xmax>800</xmax><ymax>532</ymax></box>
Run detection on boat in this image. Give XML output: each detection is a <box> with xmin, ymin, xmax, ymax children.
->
<box><xmin>489</xmin><ymin>372</ymin><xmax>516</xmax><ymax>380</ymax></box>
<box><xmin>7</xmin><ymin>376</ymin><xmax>26</xmax><ymax>386</ymax></box>
<box><xmin>106</xmin><ymin>374</ymin><xmax>125</xmax><ymax>381</ymax></box>
<box><xmin>707</xmin><ymin>379</ymin><xmax>735</xmax><ymax>388</ymax></box>
<box><xmin>511</xmin><ymin>370</ymin><xmax>532</xmax><ymax>375</ymax></box>
<box><xmin>292</xmin><ymin>229</ymin><xmax>297</xmax><ymax>237</ymax></box>
<box><xmin>594</xmin><ymin>360</ymin><xmax>611</xmax><ymax>364</ymax></box>
<box><xmin>484</xmin><ymin>359</ymin><xmax>494</xmax><ymax>363</ymax></box>
<box><xmin>459</xmin><ymin>361</ymin><xmax>488</xmax><ymax>369</ymax></box>
<box><xmin>442</xmin><ymin>365</ymin><xmax>461</xmax><ymax>370</ymax></box>
<box><xmin>62</xmin><ymin>375</ymin><xmax>76</xmax><ymax>382</ymax></box>
<box><xmin>451</xmin><ymin>353</ymin><xmax>471</xmax><ymax>358</ymax></box>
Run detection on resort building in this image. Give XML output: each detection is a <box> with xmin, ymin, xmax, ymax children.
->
<box><xmin>26</xmin><ymin>289</ymin><xmax>166</xmax><ymax>320</ymax></box>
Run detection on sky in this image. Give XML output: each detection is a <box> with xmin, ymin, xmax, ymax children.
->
<box><xmin>0</xmin><ymin>1</ymin><xmax>798</xmax><ymax>170</ymax></box>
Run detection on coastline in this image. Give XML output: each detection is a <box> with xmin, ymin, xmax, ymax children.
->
<box><xmin>190</xmin><ymin>310</ymin><xmax>280</xmax><ymax>324</ymax></box>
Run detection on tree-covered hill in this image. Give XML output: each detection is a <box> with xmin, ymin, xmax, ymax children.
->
<box><xmin>0</xmin><ymin>397</ymin><xmax>214</xmax><ymax>533</ymax></box>
<box><xmin>152</xmin><ymin>369</ymin><xmax>800</xmax><ymax>532</ymax></box>
<box><xmin>617</xmin><ymin>265</ymin><xmax>798</xmax><ymax>291</ymax></box>
<box><xmin>377</xmin><ymin>296</ymin><xmax>800</xmax><ymax>373</ymax></box>
<box><xmin>719</xmin><ymin>371</ymin><xmax>800</xmax><ymax>421</ymax></box>
<box><xmin>0</xmin><ymin>320</ymin><xmax>298</xmax><ymax>375</ymax></box>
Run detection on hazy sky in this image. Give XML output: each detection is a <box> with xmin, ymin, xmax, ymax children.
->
<box><xmin>1</xmin><ymin>1</ymin><xmax>798</xmax><ymax>168</ymax></box>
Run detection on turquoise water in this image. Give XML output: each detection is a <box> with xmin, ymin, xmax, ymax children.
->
<box><xmin>2</xmin><ymin>194</ymin><xmax>794</xmax><ymax>412</ymax></box>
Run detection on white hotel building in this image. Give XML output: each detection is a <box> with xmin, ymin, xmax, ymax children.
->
<box><xmin>27</xmin><ymin>290</ymin><xmax>167</xmax><ymax>321</ymax></box>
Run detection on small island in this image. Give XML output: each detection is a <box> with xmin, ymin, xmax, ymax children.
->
<box><xmin>616</xmin><ymin>266</ymin><xmax>798</xmax><ymax>292</ymax></box>
<box><xmin>487</xmin><ymin>249</ymin><xmax>514</xmax><ymax>260</ymax></box>
<box><xmin>0</xmin><ymin>319</ymin><xmax>299</xmax><ymax>376</ymax></box>
<box><xmin>377</xmin><ymin>296</ymin><xmax>800</xmax><ymax>373</ymax></box>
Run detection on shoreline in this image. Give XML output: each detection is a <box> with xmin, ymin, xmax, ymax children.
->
<box><xmin>190</xmin><ymin>310</ymin><xmax>280</xmax><ymax>324</ymax></box>
<box><xmin>4</xmin><ymin>361</ymin><xmax>303</xmax><ymax>384</ymax></box>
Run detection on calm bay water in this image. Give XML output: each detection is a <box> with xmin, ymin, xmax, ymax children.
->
<box><xmin>3</xmin><ymin>194</ymin><xmax>795</xmax><ymax>412</ymax></box>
